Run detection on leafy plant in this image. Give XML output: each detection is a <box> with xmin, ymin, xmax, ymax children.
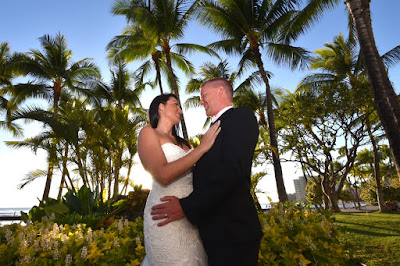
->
<box><xmin>110</xmin><ymin>185</ymin><xmax>150</xmax><ymax>220</ymax></box>
<box><xmin>258</xmin><ymin>202</ymin><xmax>346</xmax><ymax>265</ymax></box>
<box><xmin>21</xmin><ymin>186</ymin><xmax>110</xmax><ymax>227</ymax></box>
<box><xmin>0</xmin><ymin>218</ymin><xmax>145</xmax><ymax>265</ymax></box>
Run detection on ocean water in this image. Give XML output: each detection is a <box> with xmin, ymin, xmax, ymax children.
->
<box><xmin>0</xmin><ymin>207</ymin><xmax>31</xmax><ymax>225</ymax></box>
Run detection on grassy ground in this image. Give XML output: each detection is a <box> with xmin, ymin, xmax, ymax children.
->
<box><xmin>334</xmin><ymin>212</ymin><xmax>400</xmax><ymax>266</ymax></box>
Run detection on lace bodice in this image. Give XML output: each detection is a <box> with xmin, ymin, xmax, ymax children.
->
<box><xmin>149</xmin><ymin>143</ymin><xmax>194</xmax><ymax>200</ymax></box>
<box><xmin>141</xmin><ymin>143</ymin><xmax>207</xmax><ymax>266</ymax></box>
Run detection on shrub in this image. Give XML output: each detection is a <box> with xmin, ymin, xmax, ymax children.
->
<box><xmin>360</xmin><ymin>181</ymin><xmax>400</xmax><ymax>205</ymax></box>
<box><xmin>1</xmin><ymin>202</ymin><xmax>347</xmax><ymax>265</ymax></box>
<box><xmin>0</xmin><ymin>218</ymin><xmax>145</xmax><ymax>265</ymax></box>
<box><xmin>258</xmin><ymin>202</ymin><xmax>346</xmax><ymax>265</ymax></box>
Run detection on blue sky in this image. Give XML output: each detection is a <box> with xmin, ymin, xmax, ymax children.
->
<box><xmin>1</xmin><ymin>0</ymin><xmax>399</xmax><ymax>208</ymax></box>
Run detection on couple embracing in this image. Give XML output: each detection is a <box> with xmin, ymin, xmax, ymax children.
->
<box><xmin>138</xmin><ymin>78</ymin><xmax>263</xmax><ymax>265</ymax></box>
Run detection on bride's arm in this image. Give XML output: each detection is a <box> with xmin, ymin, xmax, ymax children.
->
<box><xmin>138</xmin><ymin>122</ymin><xmax>220</xmax><ymax>185</ymax></box>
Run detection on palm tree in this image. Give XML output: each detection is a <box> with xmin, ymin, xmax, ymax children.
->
<box><xmin>197</xmin><ymin>0</ymin><xmax>311</xmax><ymax>202</ymax></box>
<box><xmin>296</xmin><ymin>0</ymin><xmax>400</xmax><ymax>180</ymax></box>
<box><xmin>185</xmin><ymin>60</ymin><xmax>263</xmax><ymax>128</ymax></box>
<box><xmin>112</xmin><ymin>0</ymin><xmax>218</xmax><ymax>139</ymax></box>
<box><xmin>345</xmin><ymin>0</ymin><xmax>400</xmax><ymax>180</ymax></box>
<box><xmin>0</xmin><ymin>42</ymin><xmax>16</xmax><ymax>88</ymax></box>
<box><xmin>11</xmin><ymin>33</ymin><xmax>100</xmax><ymax>115</ymax></box>
<box><xmin>298</xmin><ymin>32</ymin><xmax>400</xmax><ymax>211</ymax></box>
<box><xmin>107</xmin><ymin>24</ymin><xmax>165</xmax><ymax>94</ymax></box>
<box><xmin>90</xmin><ymin>60</ymin><xmax>143</xmax><ymax>110</ymax></box>
<box><xmin>7</xmin><ymin>33</ymin><xmax>100</xmax><ymax>201</ymax></box>
<box><xmin>185</xmin><ymin>60</ymin><xmax>237</xmax><ymax>115</ymax></box>
<box><xmin>0</xmin><ymin>42</ymin><xmax>23</xmax><ymax>136</ymax></box>
<box><xmin>89</xmin><ymin>61</ymin><xmax>146</xmax><ymax>199</ymax></box>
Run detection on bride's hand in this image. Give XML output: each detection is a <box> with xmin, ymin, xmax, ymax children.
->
<box><xmin>198</xmin><ymin>121</ymin><xmax>221</xmax><ymax>153</ymax></box>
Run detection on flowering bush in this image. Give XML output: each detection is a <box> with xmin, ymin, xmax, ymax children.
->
<box><xmin>258</xmin><ymin>202</ymin><xmax>345</xmax><ymax>265</ymax></box>
<box><xmin>1</xmin><ymin>202</ymin><xmax>347</xmax><ymax>265</ymax></box>
<box><xmin>0</xmin><ymin>218</ymin><xmax>145</xmax><ymax>265</ymax></box>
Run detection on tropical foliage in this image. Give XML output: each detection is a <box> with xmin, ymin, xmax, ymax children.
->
<box><xmin>0</xmin><ymin>218</ymin><xmax>145</xmax><ymax>265</ymax></box>
<box><xmin>1</xmin><ymin>202</ymin><xmax>346</xmax><ymax>265</ymax></box>
<box><xmin>259</xmin><ymin>202</ymin><xmax>345</xmax><ymax>265</ymax></box>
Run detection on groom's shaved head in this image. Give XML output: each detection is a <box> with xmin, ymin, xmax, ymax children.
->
<box><xmin>201</xmin><ymin>78</ymin><xmax>233</xmax><ymax>101</ymax></box>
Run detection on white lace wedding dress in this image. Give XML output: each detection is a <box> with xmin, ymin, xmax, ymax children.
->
<box><xmin>141</xmin><ymin>143</ymin><xmax>207</xmax><ymax>266</ymax></box>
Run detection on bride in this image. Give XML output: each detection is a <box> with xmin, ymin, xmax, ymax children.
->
<box><xmin>138</xmin><ymin>93</ymin><xmax>220</xmax><ymax>265</ymax></box>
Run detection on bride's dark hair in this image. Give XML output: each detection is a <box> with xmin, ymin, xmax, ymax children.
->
<box><xmin>149</xmin><ymin>93</ymin><xmax>190</xmax><ymax>148</ymax></box>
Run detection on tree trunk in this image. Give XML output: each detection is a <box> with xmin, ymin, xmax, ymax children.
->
<box><xmin>113</xmin><ymin>146</ymin><xmax>123</xmax><ymax>199</ymax></box>
<box><xmin>122</xmin><ymin>154</ymin><xmax>134</xmax><ymax>194</ymax></box>
<box><xmin>163</xmin><ymin>43</ymin><xmax>189</xmax><ymax>139</ymax></box>
<box><xmin>42</xmin><ymin>85</ymin><xmax>62</xmax><ymax>202</ymax></box>
<box><xmin>352</xmin><ymin>184</ymin><xmax>362</xmax><ymax>209</ymax></box>
<box><xmin>329</xmin><ymin>192</ymin><xmax>341</xmax><ymax>213</ymax></box>
<box><xmin>42</xmin><ymin>150</ymin><xmax>56</xmax><ymax>202</ymax></box>
<box><xmin>251</xmin><ymin>45</ymin><xmax>288</xmax><ymax>202</ymax></box>
<box><xmin>57</xmin><ymin>144</ymin><xmax>69</xmax><ymax>199</ymax></box>
<box><xmin>366</xmin><ymin>123</ymin><xmax>388</xmax><ymax>211</ymax></box>
<box><xmin>346</xmin><ymin>0</ymin><xmax>400</xmax><ymax>180</ymax></box>
<box><xmin>152</xmin><ymin>52</ymin><xmax>164</xmax><ymax>94</ymax></box>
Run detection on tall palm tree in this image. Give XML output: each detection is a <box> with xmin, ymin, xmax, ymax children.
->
<box><xmin>7</xmin><ymin>33</ymin><xmax>100</xmax><ymax>201</ymax></box>
<box><xmin>89</xmin><ymin>61</ymin><xmax>146</xmax><ymax>199</ymax></box>
<box><xmin>107</xmin><ymin>24</ymin><xmax>165</xmax><ymax>94</ymax></box>
<box><xmin>0</xmin><ymin>42</ymin><xmax>23</xmax><ymax>136</ymax></box>
<box><xmin>112</xmin><ymin>0</ymin><xmax>218</xmax><ymax>139</ymax></box>
<box><xmin>345</xmin><ymin>0</ymin><xmax>400</xmax><ymax>180</ymax></box>
<box><xmin>90</xmin><ymin>60</ymin><xmax>143</xmax><ymax>110</ymax></box>
<box><xmin>297</xmin><ymin>33</ymin><xmax>371</xmax><ymax>209</ymax></box>
<box><xmin>11</xmin><ymin>33</ymin><xmax>100</xmax><ymax>115</ymax></box>
<box><xmin>298</xmin><ymin>32</ymin><xmax>400</xmax><ymax>210</ymax></box>
<box><xmin>185</xmin><ymin>60</ymin><xmax>237</xmax><ymax>111</ymax></box>
<box><xmin>0</xmin><ymin>42</ymin><xmax>16</xmax><ymax>88</ymax></box>
<box><xmin>296</xmin><ymin>0</ymin><xmax>400</xmax><ymax>180</ymax></box>
<box><xmin>197</xmin><ymin>0</ymin><xmax>311</xmax><ymax>202</ymax></box>
<box><xmin>185</xmin><ymin>60</ymin><xmax>263</xmax><ymax>128</ymax></box>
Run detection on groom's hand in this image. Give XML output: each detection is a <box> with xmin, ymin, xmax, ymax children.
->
<box><xmin>151</xmin><ymin>196</ymin><xmax>185</xmax><ymax>226</ymax></box>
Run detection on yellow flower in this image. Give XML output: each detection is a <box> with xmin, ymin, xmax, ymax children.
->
<box><xmin>87</xmin><ymin>242</ymin><xmax>103</xmax><ymax>262</ymax></box>
<box><xmin>127</xmin><ymin>259</ymin><xmax>141</xmax><ymax>266</ymax></box>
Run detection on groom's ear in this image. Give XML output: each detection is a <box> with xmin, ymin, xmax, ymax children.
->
<box><xmin>217</xmin><ymin>86</ymin><xmax>225</xmax><ymax>97</ymax></box>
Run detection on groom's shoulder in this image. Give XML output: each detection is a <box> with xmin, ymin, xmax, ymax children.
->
<box><xmin>231</xmin><ymin>107</ymin><xmax>257</xmax><ymax>120</ymax></box>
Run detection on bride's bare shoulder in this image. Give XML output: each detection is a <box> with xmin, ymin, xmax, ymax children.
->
<box><xmin>138</xmin><ymin>126</ymin><xmax>161</xmax><ymax>146</ymax></box>
<box><xmin>140</xmin><ymin>125</ymin><xmax>154</xmax><ymax>134</ymax></box>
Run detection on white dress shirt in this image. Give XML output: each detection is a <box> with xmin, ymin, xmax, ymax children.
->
<box><xmin>211</xmin><ymin>106</ymin><xmax>233</xmax><ymax>123</ymax></box>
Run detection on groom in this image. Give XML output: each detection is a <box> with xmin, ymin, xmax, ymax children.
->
<box><xmin>151</xmin><ymin>77</ymin><xmax>263</xmax><ymax>265</ymax></box>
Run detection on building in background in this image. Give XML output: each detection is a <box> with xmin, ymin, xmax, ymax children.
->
<box><xmin>287</xmin><ymin>193</ymin><xmax>297</xmax><ymax>201</ymax></box>
<box><xmin>294</xmin><ymin>176</ymin><xmax>307</xmax><ymax>203</ymax></box>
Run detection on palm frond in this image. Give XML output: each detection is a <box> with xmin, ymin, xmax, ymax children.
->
<box><xmin>382</xmin><ymin>45</ymin><xmax>400</xmax><ymax>69</ymax></box>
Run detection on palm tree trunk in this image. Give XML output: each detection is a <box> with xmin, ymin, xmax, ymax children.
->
<box><xmin>366</xmin><ymin>122</ymin><xmax>388</xmax><ymax>211</ymax></box>
<box><xmin>76</xmin><ymin>148</ymin><xmax>88</xmax><ymax>188</ymax></box>
<box><xmin>251</xmin><ymin>46</ymin><xmax>288</xmax><ymax>202</ymax></box>
<box><xmin>113</xmin><ymin>147</ymin><xmax>123</xmax><ymax>199</ymax></box>
<box><xmin>57</xmin><ymin>144</ymin><xmax>69</xmax><ymax>199</ymax></box>
<box><xmin>122</xmin><ymin>153</ymin><xmax>134</xmax><ymax>194</ymax></box>
<box><xmin>43</xmin><ymin>83</ymin><xmax>62</xmax><ymax>201</ymax></box>
<box><xmin>163</xmin><ymin>43</ymin><xmax>189</xmax><ymax>139</ymax></box>
<box><xmin>346</xmin><ymin>0</ymin><xmax>400</xmax><ymax>180</ymax></box>
<box><xmin>42</xmin><ymin>145</ymin><xmax>56</xmax><ymax>202</ymax></box>
<box><xmin>152</xmin><ymin>52</ymin><xmax>164</xmax><ymax>94</ymax></box>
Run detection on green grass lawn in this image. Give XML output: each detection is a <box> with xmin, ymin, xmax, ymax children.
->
<box><xmin>334</xmin><ymin>212</ymin><xmax>400</xmax><ymax>266</ymax></box>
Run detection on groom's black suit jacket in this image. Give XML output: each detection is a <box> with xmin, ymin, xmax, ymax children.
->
<box><xmin>180</xmin><ymin>107</ymin><xmax>263</xmax><ymax>250</ymax></box>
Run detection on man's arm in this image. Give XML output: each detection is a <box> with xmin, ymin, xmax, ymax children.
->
<box><xmin>150</xmin><ymin>196</ymin><xmax>185</xmax><ymax>226</ymax></box>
